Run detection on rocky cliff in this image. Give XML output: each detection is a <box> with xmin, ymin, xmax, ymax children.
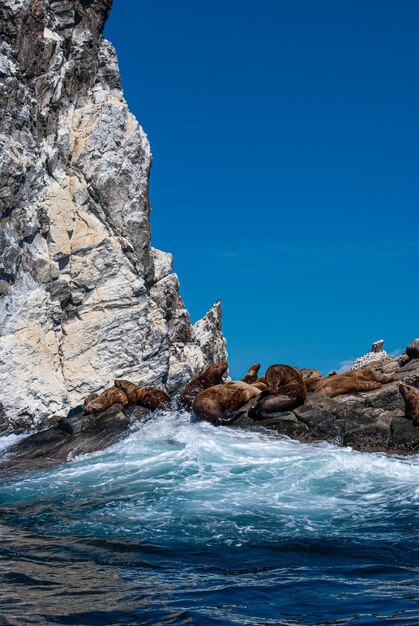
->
<box><xmin>0</xmin><ymin>0</ymin><xmax>227</xmax><ymax>431</ymax></box>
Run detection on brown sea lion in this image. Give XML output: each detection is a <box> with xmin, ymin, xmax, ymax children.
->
<box><xmin>341</xmin><ymin>369</ymin><xmax>393</xmax><ymax>383</ymax></box>
<box><xmin>255</xmin><ymin>375</ymin><xmax>266</xmax><ymax>386</ymax></box>
<box><xmin>134</xmin><ymin>387</ymin><xmax>171</xmax><ymax>410</ymax></box>
<box><xmin>178</xmin><ymin>361</ymin><xmax>228</xmax><ymax>410</ymax></box>
<box><xmin>83</xmin><ymin>393</ymin><xmax>98</xmax><ymax>407</ymax></box>
<box><xmin>304</xmin><ymin>370</ymin><xmax>337</xmax><ymax>392</ymax></box>
<box><xmin>399</xmin><ymin>383</ymin><xmax>419</xmax><ymax>425</ymax></box>
<box><xmin>192</xmin><ymin>381</ymin><xmax>261</xmax><ymax>425</ymax></box>
<box><xmin>114</xmin><ymin>379</ymin><xmax>140</xmax><ymax>403</ymax></box>
<box><xmin>252</xmin><ymin>381</ymin><xmax>268</xmax><ymax>391</ymax></box>
<box><xmin>311</xmin><ymin>369</ymin><xmax>395</xmax><ymax>398</ymax></box>
<box><xmin>304</xmin><ymin>376</ymin><xmax>324</xmax><ymax>392</ymax></box>
<box><xmin>264</xmin><ymin>365</ymin><xmax>305</xmax><ymax>393</ymax></box>
<box><xmin>248</xmin><ymin>364</ymin><xmax>306</xmax><ymax>418</ymax></box>
<box><xmin>84</xmin><ymin>387</ymin><xmax>129</xmax><ymax>414</ymax></box>
<box><xmin>300</xmin><ymin>368</ymin><xmax>321</xmax><ymax>380</ymax></box>
<box><xmin>114</xmin><ymin>380</ymin><xmax>171</xmax><ymax>410</ymax></box>
<box><xmin>241</xmin><ymin>363</ymin><xmax>261</xmax><ymax>384</ymax></box>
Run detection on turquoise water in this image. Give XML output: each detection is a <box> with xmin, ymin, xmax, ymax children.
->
<box><xmin>1</xmin><ymin>410</ymin><xmax>418</xmax><ymax>625</ymax></box>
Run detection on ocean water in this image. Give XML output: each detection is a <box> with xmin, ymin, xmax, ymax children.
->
<box><xmin>0</xmin><ymin>410</ymin><xmax>418</xmax><ymax>625</ymax></box>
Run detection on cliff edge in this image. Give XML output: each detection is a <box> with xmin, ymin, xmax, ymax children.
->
<box><xmin>0</xmin><ymin>0</ymin><xmax>227</xmax><ymax>430</ymax></box>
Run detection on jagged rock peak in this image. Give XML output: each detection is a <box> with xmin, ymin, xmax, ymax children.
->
<box><xmin>352</xmin><ymin>340</ymin><xmax>389</xmax><ymax>370</ymax></box>
<box><xmin>0</xmin><ymin>0</ymin><xmax>227</xmax><ymax>431</ymax></box>
<box><xmin>194</xmin><ymin>300</ymin><xmax>226</xmax><ymax>361</ymax></box>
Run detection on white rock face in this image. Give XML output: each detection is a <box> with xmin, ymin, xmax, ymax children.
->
<box><xmin>352</xmin><ymin>340</ymin><xmax>389</xmax><ymax>370</ymax></box>
<box><xmin>0</xmin><ymin>0</ymin><xmax>227</xmax><ymax>430</ymax></box>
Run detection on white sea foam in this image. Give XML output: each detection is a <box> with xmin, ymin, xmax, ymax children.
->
<box><xmin>0</xmin><ymin>432</ymin><xmax>28</xmax><ymax>453</ymax></box>
<box><xmin>1</xmin><ymin>410</ymin><xmax>418</xmax><ymax>546</ymax></box>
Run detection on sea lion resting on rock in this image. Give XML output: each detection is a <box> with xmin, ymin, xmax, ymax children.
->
<box><xmin>299</xmin><ymin>368</ymin><xmax>321</xmax><ymax>380</ymax></box>
<box><xmin>192</xmin><ymin>381</ymin><xmax>261</xmax><ymax>425</ymax></box>
<box><xmin>178</xmin><ymin>362</ymin><xmax>228</xmax><ymax>410</ymax></box>
<box><xmin>114</xmin><ymin>380</ymin><xmax>171</xmax><ymax>410</ymax></box>
<box><xmin>84</xmin><ymin>387</ymin><xmax>129</xmax><ymax>414</ymax></box>
<box><xmin>241</xmin><ymin>363</ymin><xmax>261</xmax><ymax>384</ymax></box>
<box><xmin>254</xmin><ymin>375</ymin><xmax>267</xmax><ymax>388</ymax></box>
<box><xmin>310</xmin><ymin>368</ymin><xmax>395</xmax><ymax>398</ymax></box>
<box><xmin>399</xmin><ymin>383</ymin><xmax>419</xmax><ymax>425</ymax></box>
<box><xmin>304</xmin><ymin>376</ymin><xmax>323</xmax><ymax>392</ymax></box>
<box><xmin>252</xmin><ymin>381</ymin><xmax>268</xmax><ymax>391</ymax></box>
<box><xmin>304</xmin><ymin>371</ymin><xmax>337</xmax><ymax>392</ymax></box>
<box><xmin>248</xmin><ymin>364</ymin><xmax>306</xmax><ymax>418</ymax></box>
<box><xmin>84</xmin><ymin>393</ymin><xmax>98</xmax><ymax>407</ymax></box>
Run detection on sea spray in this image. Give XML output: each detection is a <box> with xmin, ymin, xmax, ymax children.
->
<box><xmin>1</xmin><ymin>410</ymin><xmax>418</xmax><ymax>546</ymax></box>
<box><xmin>1</xmin><ymin>410</ymin><xmax>419</xmax><ymax>624</ymax></box>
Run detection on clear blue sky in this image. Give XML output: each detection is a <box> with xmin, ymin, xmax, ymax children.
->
<box><xmin>104</xmin><ymin>0</ymin><xmax>419</xmax><ymax>378</ymax></box>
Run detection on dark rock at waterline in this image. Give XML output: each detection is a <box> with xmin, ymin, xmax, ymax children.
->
<box><xmin>342</xmin><ymin>416</ymin><xmax>392</xmax><ymax>453</ymax></box>
<box><xmin>230</xmin><ymin>360</ymin><xmax>419</xmax><ymax>454</ymax></box>
<box><xmin>123</xmin><ymin>405</ymin><xmax>154</xmax><ymax>421</ymax></box>
<box><xmin>233</xmin><ymin>410</ymin><xmax>309</xmax><ymax>438</ymax></box>
<box><xmin>389</xmin><ymin>417</ymin><xmax>419</xmax><ymax>454</ymax></box>
<box><xmin>234</xmin><ymin>395</ymin><xmax>419</xmax><ymax>454</ymax></box>
<box><xmin>342</xmin><ymin>382</ymin><xmax>403</xmax><ymax>412</ymax></box>
<box><xmin>0</xmin><ymin>404</ymin><xmax>152</xmax><ymax>475</ymax></box>
<box><xmin>0</xmin><ymin>411</ymin><xmax>62</xmax><ymax>437</ymax></box>
<box><xmin>56</xmin><ymin>404</ymin><xmax>152</xmax><ymax>435</ymax></box>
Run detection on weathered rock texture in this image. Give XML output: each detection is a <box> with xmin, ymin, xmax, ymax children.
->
<box><xmin>0</xmin><ymin>0</ymin><xmax>227</xmax><ymax>431</ymax></box>
<box><xmin>352</xmin><ymin>339</ymin><xmax>390</xmax><ymax>370</ymax></box>
<box><xmin>0</xmin><ymin>403</ymin><xmax>153</xmax><ymax>475</ymax></box>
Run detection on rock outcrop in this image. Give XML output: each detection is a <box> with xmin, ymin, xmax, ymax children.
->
<box><xmin>0</xmin><ymin>403</ymin><xmax>153</xmax><ymax>475</ymax></box>
<box><xmin>232</xmin><ymin>346</ymin><xmax>419</xmax><ymax>455</ymax></box>
<box><xmin>352</xmin><ymin>339</ymin><xmax>390</xmax><ymax>370</ymax></box>
<box><xmin>0</xmin><ymin>0</ymin><xmax>227</xmax><ymax>432</ymax></box>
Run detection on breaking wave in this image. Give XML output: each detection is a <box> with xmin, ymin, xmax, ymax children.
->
<box><xmin>1</xmin><ymin>410</ymin><xmax>418</xmax><ymax>624</ymax></box>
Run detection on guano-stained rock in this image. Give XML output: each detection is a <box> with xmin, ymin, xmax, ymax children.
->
<box><xmin>0</xmin><ymin>0</ymin><xmax>227</xmax><ymax>433</ymax></box>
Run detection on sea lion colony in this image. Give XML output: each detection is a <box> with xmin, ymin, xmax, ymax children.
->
<box><xmin>2</xmin><ymin>353</ymin><xmax>419</xmax><ymax>472</ymax></box>
<box><xmin>78</xmin><ymin>360</ymin><xmax>415</xmax><ymax>428</ymax></box>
